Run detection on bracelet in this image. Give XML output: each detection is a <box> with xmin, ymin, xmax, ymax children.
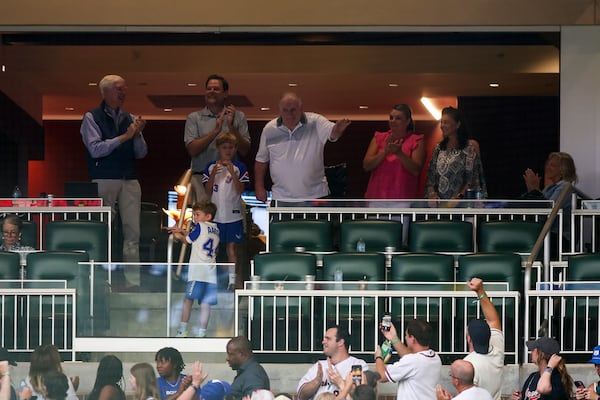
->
<box><xmin>375</xmin><ymin>356</ymin><xmax>383</xmax><ymax>361</ymax></box>
<box><xmin>544</xmin><ymin>367</ymin><xmax>553</xmax><ymax>374</ymax></box>
<box><xmin>477</xmin><ymin>292</ymin><xmax>487</xmax><ymax>301</ymax></box>
<box><xmin>391</xmin><ymin>337</ymin><xmax>400</xmax><ymax>345</ymax></box>
<box><xmin>1</xmin><ymin>372</ymin><xmax>9</xmax><ymax>377</ymax></box>
<box><xmin>190</xmin><ymin>384</ymin><xmax>199</xmax><ymax>391</ymax></box>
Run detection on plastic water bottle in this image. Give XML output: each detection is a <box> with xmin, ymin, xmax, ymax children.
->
<box><xmin>12</xmin><ymin>185</ymin><xmax>21</xmax><ymax>206</ymax></box>
<box><xmin>334</xmin><ymin>267</ymin><xmax>343</xmax><ymax>290</ymax></box>
<box><xmin>356</xmin><ymin>238</ymin><xmax>366</xmax><ymax>252</ymax></box>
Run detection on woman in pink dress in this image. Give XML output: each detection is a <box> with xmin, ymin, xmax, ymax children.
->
<box><xmin>363</xmin><ymin>104</ymin><xmax>426</xmax><ymax>199</ymax></box>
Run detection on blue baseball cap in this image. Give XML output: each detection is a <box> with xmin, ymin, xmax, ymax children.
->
<box><xmin>201</xmin><ymin>380</ymin><xmax>231</xmax><ymax>400</ymax></box>
<box><xmin>588</xmin><ymin>345</ymin><xmax>600</xmax><ymax>364</ymax></box>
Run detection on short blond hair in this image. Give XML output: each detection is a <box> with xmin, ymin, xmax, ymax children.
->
<box><xmin>216</xmin><ymin>132</ymin><xmax>238</xmax><ymax>147</ymax></box>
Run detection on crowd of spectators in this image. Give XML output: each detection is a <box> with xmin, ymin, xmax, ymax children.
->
<box><xmin>1</xmin><ymin>279</ymin><xmax>595</xmax><ymax>400</ymax></box>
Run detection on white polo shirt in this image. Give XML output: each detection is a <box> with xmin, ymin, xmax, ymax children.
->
<box><xmin>255</xmin><ymin>112</ymin><xmax>335</xmax><ymax>200</ymax></box>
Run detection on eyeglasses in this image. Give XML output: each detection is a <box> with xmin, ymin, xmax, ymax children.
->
<box><xmin>2</xmin><ymin>231</ymin><xmax>19</xmax><ymax>236</ymax></box>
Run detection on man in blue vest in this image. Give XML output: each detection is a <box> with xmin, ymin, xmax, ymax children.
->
<box><xmin>81</xmin><ymin>74</ymin><xmax>147</xmax><ymax>289</ymax></box>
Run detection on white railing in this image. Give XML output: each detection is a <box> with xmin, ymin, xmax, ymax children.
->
<box><xmin>0</xmin><ymin>283</ymin><xmax>77</xmax><ymax>359</ymax></box>
<box><xmin>266</xmin><ymin>198</ymin><xmax>557</xmax><ymax>262</ymax></box>
<box><xmin>235</xmin><ymin>282</ymin><xmax>520</xmax><ymax>362</ymax></box>
<box><xmin>571</xmin><ymin>200</ymin><xmax>600</xmax><ymax>255</ymax></box>
<box><xmin>526</xmin><ymin>282</ymin><xmax>600</xmax><ymax>360</ymax></box>
<box><xmin>0</xmin><ymin>200</ymin><xmax>111</xmax><ymax>256</ymax></box>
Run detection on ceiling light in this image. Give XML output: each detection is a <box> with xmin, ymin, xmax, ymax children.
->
<box><xmin>489</xmin><ymin>83</ymin><xmax>500</xmax><ymax>88</ymax></box>
<box><xmin>288</xmin><ymin>83</ymin><xmax>298</xmax><ymax>87</ymax></box>
<box><xmin>88</xmin><ymin>82</ymin><xmax>97</xmax><ymax>86</ymax></box>
<box><xmin>359</xmin><ymin>105</ymin><xmax>369</xmax><ymax>109</ymax></box>
<box><xmin>163</xmin><ymin>108</ymin><xmax>173</xmax><ymax>112</ymax></box>
<box><xmin>421</xmin><ymin>97</ymin><xmax>442</xmax><ymax>120</ymax></box>
<box><xmin>260</xmin><ymin>107</ymin><xmax>270</xmax><ymax>111</ymax></box>
<box><xmin>1</xmin><ymin>65</ymin><xmax>5</xmax><ymax>72</ymax></box>
<box><xmin>186</xmin><ymin>83</ymin><xmax>198</xmax><ymax>87</ymax></box>
<box><xmin>388</xmin><ymin>83</ymin><xmax>399</xmax><ymax>87</ymax></box>
<box><xmin>64</xmin><ymin>107</ymin><xmax>75</xmax><ymax>111</ymax></box>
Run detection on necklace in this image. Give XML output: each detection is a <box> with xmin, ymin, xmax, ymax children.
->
<box><xmin>165</xmin><ymin>376</ymin><xmax>182</xmax><ymax>388</ymax></box>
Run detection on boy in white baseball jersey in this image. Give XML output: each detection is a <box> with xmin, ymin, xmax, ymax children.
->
<box><xmin>203</xmin><ymin>133</ymin><xmax>249</xmax><ymax>289</ymax></box>
<box><xmin>169</xmin><ymin>200</ymin><xmax>220</xmax><ymax>337</ymax></box>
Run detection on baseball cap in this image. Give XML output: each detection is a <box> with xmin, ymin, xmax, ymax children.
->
<box><xmin>467</xmin><ymin>319</ymin><xmax>491</xmax><ymax>354</ymax></box>
<box><xmin>588</xmin><ymin>345</ymin><xmax>600</xmax><ymax>364</ymax></box>
<box><xmin>526</xmin><ymin>337</ymin><xmax>560</xmax><ymax>355</ymax></box>
<box><xmin>0</xmin><ymin>347</ymin><xmax>17</xmax><ymax>366</ymax></box>
<box><xmin>201</xmin><ymin>380</ymin><xmax>231</xmax><ymax>400</ymax></box>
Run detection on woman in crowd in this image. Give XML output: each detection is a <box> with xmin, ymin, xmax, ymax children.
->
<box><xmin>26</xmin><ymin>344</ymin><xmax>79</xmax><ymax>400</ymax></box>
<box><xmin>511</xmin><ymin>337</ymin><xmax>573</xmax><ymax>400</ymax></box>
<box><xmin>363</xmin><ymin>104</ymin><xmax>425</xmax><ymax>200</ymax></box>
<box><xmin>0</xmin><ymin>214</ymin><xmax>22</xmax><ymax>251</ymax></box>
<box><xmin>425</xmin><ymin>106</ymin><xmax>487</xmax><ymax>200</ymax></box>
<box><xmin>129</xmin><ymin>363</ymin><xmax>160</xmax><ymax>400</ymax></box>
<box><xmin>522</xmin><ymin>151</ymin><xmax>577</xmax><ymax>256</ymax></box>
<box><xmin>522</xmin><ymin>151</ymin><xmax>577</xmax><ymax>207</ymax></box>
<box><xmin>87</xmin><ymin>355</ymin><xmax>126</xmax><ymax>400</ymax></box>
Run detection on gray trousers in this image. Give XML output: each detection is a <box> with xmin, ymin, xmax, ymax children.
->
<box><xmin>94</xmin><ymin>178</ymin><xmax>141</xmax><ymax>286</ymax></box>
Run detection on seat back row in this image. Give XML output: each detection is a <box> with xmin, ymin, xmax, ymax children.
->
<box><xmin>253</xmin><ymin>251</ymin><xmax>525</xmax><ymax>291</ymax></box>
<box><xmin>269</xmin><ymin>219</ymin><xmax>542</xmax><ymax>254</ymax></box>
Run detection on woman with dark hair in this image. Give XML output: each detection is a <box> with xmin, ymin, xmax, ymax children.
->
<box><xmin>26</xmin><ymin>345</ymin><xmax>79</xmax><ymax>400</ymax></box>
<box><xmin>0</xmin><ymin>214</ymin><xmax>23</xmax><ymax>251</ymax></box>
<box><xmin>511</xmin><ymin>337</ymin><xmax>573</xmax><ymax>400</ymax></box>
<box><xmin>87</xmin><ymin>355</ymin><xmax>126</xmax><ymax>400</ymax></box>
<box><xmin>129</xmin><ymin>363</ymin><xmax>160</xmax><ymax>400</ymax></box>
<box><xmin>363</xmin><ymin>104</ymin><xmax>426</xmax><ymax>200</ymax></box>
<box><xmin>424</xmin><ymin>107</ymin><xmax>487</xmax><ymax>200</ymax></box>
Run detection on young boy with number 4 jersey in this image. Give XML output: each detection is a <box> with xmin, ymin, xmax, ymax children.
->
<box><xmin>169</xmin><ymin>201</ymin><xmax>220</xmax><ymax>338</ymax></box>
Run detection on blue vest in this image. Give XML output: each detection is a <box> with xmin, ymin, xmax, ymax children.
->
<box><xmin>86</xmin><ymin>102</ymin><xmax>137</xmax><ymax>179</ymax></box>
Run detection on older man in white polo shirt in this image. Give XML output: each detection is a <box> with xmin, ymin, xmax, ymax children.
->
<box><xmin>254</xmin><ymin>92</ymin><xmax>351</xmax><ymax>202</ymax></box>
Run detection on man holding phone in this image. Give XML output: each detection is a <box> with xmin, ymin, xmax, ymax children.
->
<box><xmin>297</xmin><ymin>325</ymin><xmax>368</xmax><ymax>400</ymax></box>
<box><xmin>575</xmin><ymin>345</ymin><xmax>600</xmax><ymax>400</ymax></box>
<box><xmin>374</xmin><ymin>318</ymin><xmax>441</xmax><ymax>400</ymax></box>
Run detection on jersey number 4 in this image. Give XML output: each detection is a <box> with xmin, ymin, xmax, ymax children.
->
<box><xmin>203</xmin><ymin>238</ymin><xmax>215</xmax><ymax>258</ymax></box>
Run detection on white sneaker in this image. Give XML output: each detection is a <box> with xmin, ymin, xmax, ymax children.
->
<box><xmin>175</xmin><ymin>329</ymin><xmax>188</xmax><ymax>338</ymax></box>
<box><xmin>195</xmin><ymin>329</ymin><xmax>207</xmax><ymax>338</ymax></box>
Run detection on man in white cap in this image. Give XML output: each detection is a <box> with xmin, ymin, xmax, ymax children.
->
<box><xmin>575</xmin><ymin>345</ymin><xmax>600</xmax><ymax>400</ymax></box>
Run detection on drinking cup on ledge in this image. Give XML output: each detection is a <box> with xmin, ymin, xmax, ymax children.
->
<box><xmin>250</xmin><ymin>275</ymin><xmax>261</xmax><ymax>290</ymax></box>
<box><xmin>305</xmin><ymin>275</ymin><xmax>315</xmax><ymax>290</ymax></box>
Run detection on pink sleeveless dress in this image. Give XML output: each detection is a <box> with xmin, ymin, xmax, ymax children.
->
<box><xmin>364</xmin><ymin>131</ymin><xmax>424</xmax><ymax>199</ymax></box>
